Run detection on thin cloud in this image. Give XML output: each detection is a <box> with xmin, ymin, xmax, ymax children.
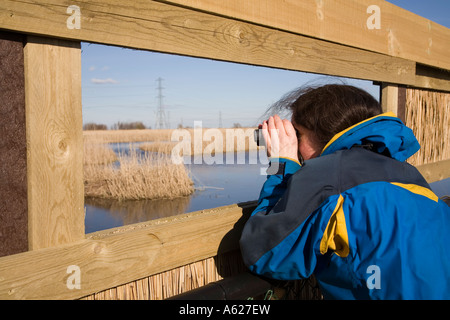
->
<box><xmin>91</xmin><ymin>78</ymin><xmax>119</xmax><ymax>84</ymax></box>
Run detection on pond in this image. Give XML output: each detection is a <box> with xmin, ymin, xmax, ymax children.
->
<box><xmin>84</xmin><ymin>143</ymin><xmax>450</xmax><ymax>233</ymax></box>
<box><xmin>85</xmin><ymin>146</ymin><xmax>269</xmax><ymax>233</ymax></box>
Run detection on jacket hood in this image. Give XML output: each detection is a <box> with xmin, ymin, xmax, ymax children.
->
<box><xmin>321</xmin><ymin>112</ymin><xmax>420</xmax><ymax>162</ymax></box>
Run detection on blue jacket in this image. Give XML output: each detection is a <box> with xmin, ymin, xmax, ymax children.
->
<box><xmin>239</xmin><ymin>112</ymin><xmax>450</xmax><ymax>299</ymax></box>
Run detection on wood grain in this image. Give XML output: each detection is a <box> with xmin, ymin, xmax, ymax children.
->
<box><xmin>159</xmin><ymin>0</ymin><xmax>450</xmax><ymax>71</ymax></box>
<box><xmin>417</xmin><ymin>159</ymin><xmax>450</xmax><ymax>183</ymax></box>
<box><xmin>381</xmin><ymin>83</ymin><xmax>399</xmax><ymax>115</ymax></box>
<box><xmin>0</xmin><ymin>0</ymin><xmax>415</xmax><ymax>85</ymax></box>
<box><xmin>24</xmin><ymin>36</ymin><xmax>84</xmax><ymax>250</ymax></box>
<box><xmin>0</xmin><ymin>202</ymin><xmax>254</xmax><ymax>299</ymax></box>
<box><xmin>415</xmin><ymin>64</ymin><xmax>450</xmax><ymax>92</ymax></box>
<box><xmin>0</xmin><ymin>0</ymin><xmax>449</xmax><ymax>301</ymax></box>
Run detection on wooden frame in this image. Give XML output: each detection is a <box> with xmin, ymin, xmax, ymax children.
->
<box><xmin>24</xmin><ymin>36</ymin><xmax>84</xmax><ymax>250</ymax></box>
<box><xmin>0</xmin><ymin>202</ymin><xmax>254</xmax><ymax>299</ymax></box>
<box><xmin>0</xmin><ymin>0</ymin><xmax>449</xmax><ymax>299</ymax></box>
<box><xmin>159</xmin><ymin>0</ymin><xmax>450</xmax><ymax>70</ymax></box>
<box><xmin>0</xmin><ymin>0</ymin><xmax>415</xmax><ymax>85</ymax></box>
<box><xmin>1</xmin><ymin>0</ymin><xmax>450</xmax><ymax>91</ymax></box>
<box><xmin>381</xmin><ymin>83</ymin><xmax>406</xmax><ymax>122</ymax></box>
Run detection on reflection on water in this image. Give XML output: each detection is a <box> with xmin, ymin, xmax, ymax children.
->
<box><xmin>85</xmin><ymin>196</ymin><xmax>192</xmax><ymax>233</ymax></box>
<box><xmin>85</xmin><ymin>150</ymin><xmax>269</xmax><ymax>233</ymax></box>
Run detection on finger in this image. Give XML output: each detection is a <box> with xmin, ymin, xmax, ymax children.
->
<box><xmin>267</xmin><ymin>116</ymin><xmax>276</xmax><ymax>132</ymax></box>
<box><xmin>273</xmin><ymin>115</ymin><xmax>287</xmax><ymax>136</ymax></box>
<box><xmin>267</xmin><ymin>117</ymin><xmax>279</xmax><ymax>142</ymax></box>
<box><xmin>282</xmin><ymin>119</ymin><xmax>297</xmax><ymax>137</ymax></box>
<box><xmin>262</xmin><ymin>120</ymin><xmax>269</xmax><ymax>144</ymax></box>
<box><xmin>268</xmin><ymin>117</ymin><xmax>280</xmax><ymax>157</ymax></box>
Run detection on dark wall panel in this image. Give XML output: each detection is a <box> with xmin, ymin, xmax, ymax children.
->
<box><xmin>0</xmin><ymin>31</ymin><xmax>28</xmax><ymax>257</ymax></box>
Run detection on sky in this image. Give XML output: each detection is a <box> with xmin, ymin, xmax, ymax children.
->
<box><xmin>81</xmin><ymin>0</ymin><xmax>450</xmax><ymax>129</ymax></box>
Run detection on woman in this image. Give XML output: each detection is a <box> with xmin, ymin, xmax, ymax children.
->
<box><xmin>239</xmin><ymin>84</ymin><xmax>450</xmax><ymax>299</ymax></box>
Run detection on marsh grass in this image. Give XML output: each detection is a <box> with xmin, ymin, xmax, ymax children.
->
<box><xmin>405</xmin><ymin>89</ymin><xmax>450</xmax><ymax>166</ymax></box>
<box><xmin>139</xmin><ymin>127</ymin><xmax>259</xmax><ymax>155</ymax></box>
<box><xmin>83</xmin><ymin>127</ymin><xmax>260</xmax><ymax>201</ymax></box>
<box><xmin>84</xmin><ymin>148</ymin><xmax>194</xmax><ymax>200</ymax></box>
<box><xmin>84</xmin><ymin>143</ymin><xmax>118</xmax><ymax>165</ymax></box>
<box><xmin>84</xmin><ymin>131</ymin><xmax>194</xmax><ymax>201</ymax></box>
<box><xmin>83</xmin><ymin>129</ymin><xmax>172</xmax><ymax>144</ymax></box>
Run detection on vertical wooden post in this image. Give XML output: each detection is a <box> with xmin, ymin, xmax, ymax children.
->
<box><xmin>381</xmin><ymin>83</ymin><xmax>406</xmax><ymax>123</ymax></box>
<box><xmin>381</xmin><ymin>83</ymin><xmax>398</xmax><ymax>114</ymax></box>
<box><xmin>0</xmin><ymin>32</ymin><xmax>28</xmax><ymax>257</ymax></box>
<box><xmin>24</xmin><ymin>36</ymin><xmax>84</xmax><ymax>250</ymax></box>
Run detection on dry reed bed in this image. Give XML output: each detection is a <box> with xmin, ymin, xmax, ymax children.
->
<box><xmin>84</xmin><ymin>148</ymin><xmax>194</xmax><ymax>201</ymax></box>
<box><xmin>83</xmin><ymin>253</ymin><xmax>242</xmax><ymax>300</ymax></box>
<box><xmin>405</xmin><ymin>89</ymin><xmax>450</xmax><ymax>166</ymax></box>
<box><xmin>83</xmin><ymin>142</ymin><xmax>117</xmax><ymax>165</ymax></box>
<box><xmin>83</xmin><ymin>128</ymin><xmax>173</xmax><ymax>144</ymax></box>
<box><xmin>83</xmin><ymin>128</ymin><xmax>259</xmax><ymax>201</ymax></box>
<box><xmin>83</xmin><ymin>130</ymin><xmax>195</xmax><ymax>201</ymax></box>
<box><xmin>140</xmin><ymin>127</ymin><xmax>259</xmax><ymax>155</ymax></box>
<box><xmin>84</xmin><ymin>128</ymin><xmax>259</xmax><ymax>154</ymax></box>
<box><xmin>83</xmin><ymin>250</ymin><xmax>323</xmax><ymax>300</ymax></box>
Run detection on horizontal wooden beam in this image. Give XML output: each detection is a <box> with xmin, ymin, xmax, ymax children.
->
<box><xmin>0</xmin><ymin>202</ymin><xmax>255</xmax><ymax>300</ymax></box>
<box><xmin>416</xmin><ymin>159</ymin><xmax>450</xmax><ymax>184</ymax></box>
<box><xmin>414</xmin><ymin>64</ymin><xmax>450</xmax><ymax>92</ymax></box>
<box><xmin>159</xmin><ymin>0</ymin><xmax>450</xmax><ymax>71</ymax></box>
<box><xmin>0</xmin><ymin>0</ymin><xmax>416</xmax><ymax>85</ymax></box>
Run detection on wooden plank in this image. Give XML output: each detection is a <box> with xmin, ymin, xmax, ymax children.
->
<box><xmin>381</xmin><ymin>83</ymin><xmax>399</xmax><ymax>115</ymax></box>
<box><xmin>416</xmin><ymin>159</ymin><xmax>450</xmax><ymax>184</ymax></box>
<box><xmin>381</xmin><ymin>83</ymin><xmax>407</xmax><ymax>123</ymax></box>
<box><xmin>0</xmin><ymin>31</ymin><xmax>28</xmax><ymax>257</ymax></box>
<box><xmin>0</xmin><ymin>202</ymin><xmax>255</xmax><ymax>300</ymax></box>
<box><xmin>415</xmin><ymin>64</ymin><xmax>450</xmax><ymax>92</ymax></box>
<box><xmin>24</xmin><ymin>36</ymin><xmax>84</xmax><ymax>250</ymax></box>
<box><xmin>159</xmin><ymin>0</ymin><xmax>450</xmax><ymax>71</ymax></box>
<box><xmin>0</xmin><ymin>0</ymin><xmax>415</xmax><ymax>85</ymax></box>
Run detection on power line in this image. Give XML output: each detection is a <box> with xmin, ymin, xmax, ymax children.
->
<box><xmin>154</xmin><ymin>77</ymin><xmax>169</xmax><ymax>129</ymax></box>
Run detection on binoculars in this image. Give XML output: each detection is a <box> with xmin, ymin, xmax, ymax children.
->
<box><xmin>253</xmin><ymin>128</ymin><xmax>264</xmax><ymax>147</ymax></box>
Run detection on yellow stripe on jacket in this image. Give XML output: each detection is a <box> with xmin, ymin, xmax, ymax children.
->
<box><xmin>320</xmin><ymin>195</ymin><xmax>350</xmax><ymax>258</ymax></box>
<box><xmin>390</xmin><ymin>182</ymin><xmax>438</xmax><ymax>202</ymax></box>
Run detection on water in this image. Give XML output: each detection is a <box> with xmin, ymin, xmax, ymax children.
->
<box><xmin>84</xmin><ymin>144</ymin><xmax>450</xmax><ymax>233</ymax></box>
<box><xmin>430</xmin><ymin>177</ymin><xmax>450</xmax><ymax>198</ymax></box>
<box><xmin>85</xmin><ymin>147</ymin><xmax>269</xmax><ymax>233</ymax></box>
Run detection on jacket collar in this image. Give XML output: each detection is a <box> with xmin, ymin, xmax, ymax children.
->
<box><xmin>320</xmin><ymin>112</ymin><xmax>420</xmax><ymax>162</ymax></box>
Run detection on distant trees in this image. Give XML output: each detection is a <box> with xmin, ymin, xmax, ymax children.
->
<box><xmin>83</xmin><ymin>122</ymin><xmax>107</xmax><ymax>130</ymax></box>
<box><xmin>83</xmin><ymin>121</ymin><xmax>148</xmax><ymax>130</ymax></box>
<box><xmin>111</xmin><ymin>121</ymin><xmax>147</xmax><ymax>130</ymax></box>
<box><xmin>83</xmin><ymin>121</ymin><xmax>247</xmax><ymax>130</ymax></box>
